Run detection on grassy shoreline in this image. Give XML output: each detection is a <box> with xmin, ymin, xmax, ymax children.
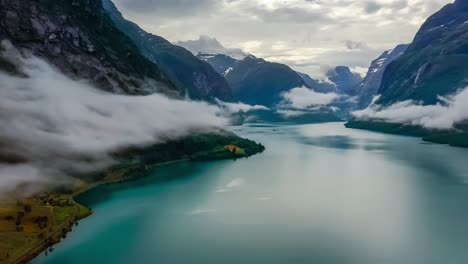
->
<box><xmin>345</xmin><ymin>120</ymin><xmax>468</xmax><ymax>148</ymax></box>
<box><xmin>0</xmin><ymin>134</ymin><xmax>265</xmax><ymax>264</ymax></box>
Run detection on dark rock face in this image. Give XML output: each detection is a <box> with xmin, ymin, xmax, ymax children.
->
<box><xmin>356</xmin><ymin>44</ymin><xmax>409</xmax><ymax>108</ymax></box>
<box><xmin>197</xmin><ymin>53</ymin><xmax>239</xmax><ymax>77</ymax></box>
<box><xmin>326</xmin><ymin>66</ymin><xmax>363</xmax><ymax>95</ymax></box>
<box><xmin>377</xmin><ymin>0</ymin><xmax>468</xmax><ymax>105</ymax></box>
<box><xmin>225</xmin><ymin>55</ymin><xmax>306</xmax><ymax>107</ymax></box>
<box><xmin>0</xmin><ymin>0</ymin><xmax>178</xmax><ymax>96</ymax></box>
<box><xmin>103</xmin><ymin>0</ymin><xmax>233</xmax><ymax>101</ymax></box>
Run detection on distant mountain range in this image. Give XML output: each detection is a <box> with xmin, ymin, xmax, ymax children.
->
<box><xmin>197</xmin><ymin>50</ymin><xmax>362</xmax><ymax>113</ymax></box>
<box><xmin>326</xmin><ymin>66</ymin><xmax>363</xmax><ymax>95</ymax></box>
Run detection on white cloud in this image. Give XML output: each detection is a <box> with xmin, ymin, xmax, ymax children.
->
<box><xmin>216</xmin><ymin>99</ymin><xmax>269</xmax><ymax>114</ymax></box>
<box><xmin>352</xmin><ymin>88</ymin><xmax>468</xmax><ymax>130</ymax></box>
<box><xmin>0</xmin><ymin>42</ymin><xmax>226</xmax><ymax>195</ymax></box>
<box><xmin>280</xmin><ymin>87</ymin><xmax>340</xmax><ymax>110</ymax></box>
<box><xmin>276</xmin><ymin>109</ymin><xmax>311</xmax><ymax>118</ymax></box>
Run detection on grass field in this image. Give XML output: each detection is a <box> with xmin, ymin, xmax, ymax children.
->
<box><xmin>0</xmin><ymin>195</ymin><xmax>91</xmax><ymax>264</ymax></box>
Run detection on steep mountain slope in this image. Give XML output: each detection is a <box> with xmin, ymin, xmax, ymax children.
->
<box><xmin>326</xmin><ymin>66</ymin><xmax>363</xmax><ymax>95</ymax></box>
<box><xmin>225</xmin><ymin>55</ymin><xmax>306</xmax><ymax>107</ymax></box>
<box><xmin>377</xmin><ymin>0</ymin><xmax>468</xmax><ymax>105</ymax></box>
<box><xmin>356</xmin><ymin>44</ymin><xmax>409</xmax><ymax>108</ymax></box>
<box><xmin>102</xmin><ymin>0</ymin><xmax>232</xmax><ymax>101</ymax></box>
<box><xmin>347</xmin><ymin>0</ymin><xmax>468</xmax><ymax>148</ymax></box>
<box><xmin>0</xmin><ymin>0</ymin><xmax>178</xmax><ymax>96</ymax></box>
<box><xmin>197</xmin><ymin>53</ymin><xmax>239</xmax><ymax>77</ymax></box>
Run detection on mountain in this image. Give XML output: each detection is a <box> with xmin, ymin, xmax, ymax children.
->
<box><xmin>197</xmin><ymin>53</ymin><xmax>239</xmax><ymax>77</ymax></box>
<box><xmin>198</xmin><ymin>52</ymin><xmax>306</xmax><ymax>107</ymax></box>
<box><xmin>225</xmin><ymin>55</ymin><xmax>306</xmax><ymax>107</ymax></box>
<box><xmin>0</xmin><ymin>0</ymin><xmax>178</xmax><ymax>96</ymax></box>
<box><xmin>102</xmin><ymin>0</ymin><xmax>232</xmax><ymax>101</ymax></box>
<box><xmin>296</xmin><ymin>72</ymin><xmax>335</xmax><ymax>94</ymax></box>
<box><xmin>356</xmin><ymin>44</ymin><xmax>409</xmax><ymax>108</ymax></box>
<box><xmin>326</xmin><ymin>66</ymin><xmax>363</xmax><ymax>95</ymax></box>
<box><xmin>376</xmin><ymin>0</ymin><xmax>468</xmax><ymax>106</ymax></box>
<box><xmin>346</xmin><ymin>0</ymin><xmax>468</xmax><ymax>148</ymax></box>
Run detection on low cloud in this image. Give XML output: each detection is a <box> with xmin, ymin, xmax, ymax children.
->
<box><xmin>280</xmin><ymin>87</ymin><xmax>340</xmax><ymax>110</ymax></box>
<box><xmin>352</xmin><ymin>88</ymin><xmax>468</xmax><ymax>130</ymax></box>
<box><xmin>276</xmin><ymin>87</ymin><xmax>342</xmax><ymax>118</ymax></box>
<box><xmin>216</xmin><ymin>99</ymin><xmax>269</xmax><ymax>114</ymax></box>
<box><xmin>0</xmin><ymin>42</ymin><xmax>226</xmax><ymax>195</ymax></box>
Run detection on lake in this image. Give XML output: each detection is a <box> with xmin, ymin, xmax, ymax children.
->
<box><xmin>34</xmin><ymin>123</ymin><xmax>468</xmax><ymax>264</ymax></box>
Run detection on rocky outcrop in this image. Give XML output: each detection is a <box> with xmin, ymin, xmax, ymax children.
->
<box><xmin>0</xmin><ymin>0</ymin><xmax>178</xmax><ymax>96</ymax></box>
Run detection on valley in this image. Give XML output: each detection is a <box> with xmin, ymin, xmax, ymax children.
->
<box><xmin>1</xmin><ymin>0</ymin><xmax>468</xmax><ymax>263</ymax></box>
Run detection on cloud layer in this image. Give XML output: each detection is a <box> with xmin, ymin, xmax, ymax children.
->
<box><xmin>0</xmin><ymin>42</ymin><xmax>226</xmax><ymax>195</ymax></box>
<box><xmin>352</xmin><ymin>89</ymin><xmax>468</xmax><ymax>130</ymax></box>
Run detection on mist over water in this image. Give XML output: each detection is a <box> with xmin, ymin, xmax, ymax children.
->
<box><xmin>34</xmin><ymin>123</ymin><xmax>468</xmax><ymax>264</ymax></box>
<box><xmin>353</xmin><ymin>90</ymin><xmax>468</xmax><ymax>129</ymax></box>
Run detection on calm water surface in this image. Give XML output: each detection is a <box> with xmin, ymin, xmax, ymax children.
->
<box><xmin>35</xmin><ymin>123</ymin><xmax>468</xmax><ymax>264</ymax></box>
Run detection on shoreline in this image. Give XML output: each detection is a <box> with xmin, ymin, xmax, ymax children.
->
<box><xmin>11</xmin><ymin>159</ymin><xmax>189</xmax><ymax>264</ymax></box>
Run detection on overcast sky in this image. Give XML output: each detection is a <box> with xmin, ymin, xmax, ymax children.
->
<box><xmin>111</xmin><ymin>0</ymin><xmax>451</xmax><ymax>78</ymax></box>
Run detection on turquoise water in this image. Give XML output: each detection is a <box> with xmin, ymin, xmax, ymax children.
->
<box><xmin>34</xmin><ymin>123</ymin><xmax>468</xmax><ymax>264</ymax></box>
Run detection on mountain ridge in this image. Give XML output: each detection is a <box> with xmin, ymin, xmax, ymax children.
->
<box><xmin>102</xmin><ymin>0</ymin><xmax>233</xmax><ymax>101</ymax></box>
